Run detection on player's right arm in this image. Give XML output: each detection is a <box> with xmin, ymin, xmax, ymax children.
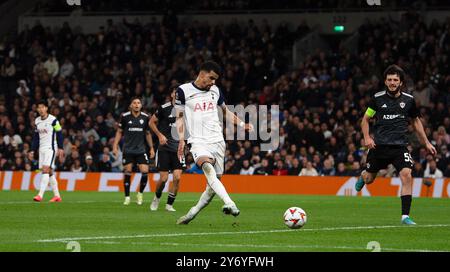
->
<box><xmin>361</xmin><ymin>98</ymin><xmax>377</xmax><ymax>149</ymax></box>
<box><xmin>149</xmin><ymin>109</ymin><xmax>167</xmax><ymax>145</ymax></box>
<box><xmin>174</xmin><ymin>87</ymin><xmax>186</xmax><ymax>160</ymax></box>
<box><xmin>30</xmin><ymin>125</ymin><xmax>39</xmax><ymax>157</ymax></box>
<box><xmin>113</xmin><ymin>114</ymin><xmax>124</xmax><ymax>158</ymax></box>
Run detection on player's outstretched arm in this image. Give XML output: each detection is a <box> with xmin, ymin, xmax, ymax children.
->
<box><xmin>220</xmin><ymin>104</ymin><xmax>254</xmax><ymax>132</ymax></box>
<box><xmin>412</xmin><ymin>117</ymin><xmax>436</xmax><ymax>156</ymax></box>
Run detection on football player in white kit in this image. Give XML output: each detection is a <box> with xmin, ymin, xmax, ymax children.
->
<box><xmin>175</xmin><ymin>61</ymin><xmax>253</xmax><ymax>224</ymax></box>
<box><xmin>30</xmin><ymin>100</ymin><xmax>64</xmax><ymax>202</ymax></box>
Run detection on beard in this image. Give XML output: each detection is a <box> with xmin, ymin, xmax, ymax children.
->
<box><xmin>387</xmin><ymin>85</ymin><xmax>401</xmax><ymax>95</ymax></box>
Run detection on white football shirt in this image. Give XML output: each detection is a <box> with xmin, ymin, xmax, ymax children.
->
<box><xmin>175</xmin><ymin>82</ymin><xmax>225</xmax><ymax>144</ymax></box>
<box><xmin>35</xmin><ymin>114</ymin><xmax>61</xmax><ymax>151</ymax></box>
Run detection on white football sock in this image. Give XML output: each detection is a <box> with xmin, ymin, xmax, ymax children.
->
<box><xmin>188</xmin><ymin>185</ymin><xmax>215</xmax><ymax>217</ymax></box>
<box><xmin>201</xmin><ymin>162</ymin><xmax>234</xmax><ymax>205</ymax></box>
<box><xmin>402</xmin><ymin>215</ymin><xmax>409</xmax><ymax>220</ymax></box>
<box><xmin>38</xmin><ymin>174</ymin><xmax>50</xmax><ymax>198</ymax></box>
<box><xmin>49</xmin><ymin>174</ymin><xmax>60</xmax><ymax>197</ymax></box>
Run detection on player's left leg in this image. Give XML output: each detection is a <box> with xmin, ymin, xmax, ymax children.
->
<box><xmin>34</xmin><ymin>150</ymin><xmax>53</xmax><ymax>202</ymax></box>
<box><xmin>137</xmin><ymin>161</ymin><xmax>149</xmax><ymax>206</ymax></box>
<box><xmin>49</xmin><ymin>169</ymin><xmax>62</xmax><ymax>202</ymax></box>
<box><xmin>123</xmin><ymin>163</ymin><xmax>133</xmax><ymax>205</ymax></box>
<box><xmin>211</xmin><ymin>141</ymin><xmax>239</xmax><ymax>216</ymax></box>
<box><xmin>177</xmin><ymin>184</ymin><xmax>215</xmax><ymax>225</ymax></box>
<box><xmin>399</xmin><ymin>168</ymin><xmax>416</xmax><ymax>225</ymax></box>
<box><xmin>394</xmin><ymin>147</ymin><xmax>416</xmax><ymax>225</ymax></box>
<box><xmin>197</xmin><ymin>156</ymin><xmax>238</xmax><ymax>214</ymax></box>
<box><xmin>166</xmin><ymin>169</ymin><xmax>182</xmax><ymax>212</ymax></box>
<box><xmin>47</xmin><ymin>152</ymin><xmax>61</xmax><ymax>202</ymax></box>
<box><xmin>356</xmin><ymin>148</ymin><xmax>382</xmax><ymax>192</ymax></box>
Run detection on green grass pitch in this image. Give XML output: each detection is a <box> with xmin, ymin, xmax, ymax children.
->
<box><xmin>0</xmin><ymin>191</ymin><xmax>449</xmax><ymax>252</ymax></box>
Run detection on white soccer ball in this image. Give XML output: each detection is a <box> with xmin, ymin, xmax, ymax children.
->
<box><xmin>284</xmin><ymin>207</ymin><xmax>307</xmax><ymax>229</ymax></box>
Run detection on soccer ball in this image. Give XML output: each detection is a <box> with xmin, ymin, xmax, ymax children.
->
<box><xmin>284</xmin><ymin>207</ymin><xmax>307</xmax><ymax>229</ymax></box>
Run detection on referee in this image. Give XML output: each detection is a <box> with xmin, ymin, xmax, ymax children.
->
<box><xmin>355</xmin><ymin>65</ymin><xmax>436</xmax><ymax>225</ymax></box>
<box><xmin>113</xmin><ymin>97</ymin><xmax>155</xmax><ymax>205</ymax></box>
<box><xmin>149</xmin><ymin>89</ymin><xmax>185</xmax><ymax>212</ymax></box>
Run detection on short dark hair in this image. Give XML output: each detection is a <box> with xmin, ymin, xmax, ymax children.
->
<box><xmin>199</xmin><ymin>61</ymin><xmax>222</xmax><ymax>76</ymax></box>
<box><xmin>130</xmin><ymin>96</ymin><xmax>142</xmax><ymax>104</ymax></box>
<box><xmin>384</xmin><ymin>64</ymin><xmax>405</xmax><ymax>82</ymax></box>
<box><xmin>36</xmin><ymin>100</ymin><xmax>48</xmax><ymax>107</ymax></box>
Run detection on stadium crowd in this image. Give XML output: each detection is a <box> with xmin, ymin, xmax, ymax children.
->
<box><xmin>0</xmin><ymin>9</ymin><xmax>449</xmax><ymax>178</ymax></box>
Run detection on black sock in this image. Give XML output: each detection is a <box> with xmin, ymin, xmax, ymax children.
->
<box><xmin>155</xmin><ymin>181</ymin><xmax>166</xmax><ymax>199</ymax></box>
<box><xmin>139</xmin><ymin>173</ymin><xmax>148</xmax><ymax>193</ymax></box>
<box><xmin>167</xmin><ymin>192</ymin><xmax>176</xmax><ymax>205</ymax></box>
<box><xmin>401</xmin><ymin>195</ymin><xmax>412</xmax><ymax>215</ymax></box>
<box><xmin>124</xmin><ymin>174</ymin><xmax>131</xmax><ymax>197</ymax></box>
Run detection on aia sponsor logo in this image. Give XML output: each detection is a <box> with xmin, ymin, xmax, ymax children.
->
<box><xmin>194</xmin><ymin>102</ymin><xmax>215</xmax><ymax>112</ymax></box>
<box><xmin>38</xmin><ymin>128</ymin><xmax>48</xmax><ymax>134</ymax></box>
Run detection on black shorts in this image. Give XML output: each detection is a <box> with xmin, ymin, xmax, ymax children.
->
<box><xmin>123</xmin><ymin>153</ymin><xmax>149</xmax><ymax>165</ymax></box>
<box><xmin>156</xmin><ymin>149</ymin><xmax>185</xmax><ymax>172</ymax></box>
<box><xmin>365</xmin><ymin>145</ymin><xmax>413</xmax><ymax>173</ymax></box>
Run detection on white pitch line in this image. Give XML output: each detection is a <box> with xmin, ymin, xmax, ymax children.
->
<box><xmin>36</xmin><ymin>224</ymin><xmax>450</xmax><ymax>243</ymax></box>
<box><xmin>0</xmin><ymin>200</ymin><xmax>196</xmax><ymax>205</ymax></box>
<box><xmin>82</xmin><ymin>241</ymin><xmax>447</xmax><ymax>252</ymax></box>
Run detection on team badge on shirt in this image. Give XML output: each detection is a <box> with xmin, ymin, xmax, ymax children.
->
<box><xmin>400</xmin><ymin>102</ymin><xmax>405</xmax><ymax>108</ymax></box>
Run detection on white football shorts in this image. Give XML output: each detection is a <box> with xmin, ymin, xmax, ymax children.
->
<box><xmin>39</xmin><ymin>149</ymin><xmax>56</xmax><ymax>169</ymax></box>
<box><xmin>190</xmin><ymin>141</ymin><xmax>225</xmax><ymax>175</ymax></box>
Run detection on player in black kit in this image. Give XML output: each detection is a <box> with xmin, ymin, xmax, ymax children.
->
<box><xmin>355</xmin><ymin>65</ymin><xmax>436</xmax><ymax>225</ymax></box>
<box><xmin>113</xmin><ymin>97</ymin><xmax>155</xmax><ymax>206</ymax></box>
<box><xmin>149</xmin><ymin>89</ymin><xmax>185</xmax><ymax>212</ymax></box>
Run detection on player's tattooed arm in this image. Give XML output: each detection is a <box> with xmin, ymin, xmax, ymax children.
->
<box><xmin>220</xmin><ymin>104</ymin><xmax>254</xmax><ymax>132</ymax></box>
<box><xmin>412</xmin><ymin>117</ymin><xmax>436</xmax><ymax>155</ymax></box>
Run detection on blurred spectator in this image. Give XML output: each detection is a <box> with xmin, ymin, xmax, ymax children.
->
<box><xmin>253</xmin><ymin>158</ymin><xmax>271</xmax><ymax>175</ymax></box>
<box><xmin>321</xmin><ymin>159</ymin><xmax>336</xmax><ymax>176</ymax></box>
<box><xmin>43</xmin><ymin>53</ymin><xmax>59</xmax><ymax>78</ymax></box>
<box><xmin>444</xmin><ymin>164</ymin><xmax>450</xmax><ymax>178</ymax></box>
<box><xmin>240</xmin><ymin>159</ymin><xmax>254</xmax><ymax>175</ymax></box>
<box><xmin>299</xmin><ymin>161</ymin><xmax>319</xmax><ymax>176</ymax></box>
<box><xmin>335</xmin><ymin>162</ymin><xmax>349</xmax><ymax>176</ymax></box>
<box><xmin>412</xmin><ymin>162</ymin><xmax>425</xmax><ymax>178</ymax></box>
<box><xmin>16</xmin><ymin>80</ymin><xmax>30</xmax><ymax>98</ymax></box>
<box><xmin>424</xmin><ymin>160</ymin><xmax>443</xmax><ymax>178</ymax></box>
<box><xmin>348</xmin><ymin>161</ymin><xmax>361</xmax><ymax>176</ymax></box>
<box><xmin>98</xmin><ymin>153</ymin><xmax>112</xmax><ymax>172</ymax></box>
<box><xmin>83</xmin><ymin>155</ymin><xmax>98</xmax><ymax>172</ymax></box>
<box><xmin>71</xmin><ymin>159</ymin><xmax>83</xmax><ymax>172</ymax></box>
<box><xmin>59</xmin><ymin>57</ymin><xmax>74</xmax><ymax>78</ymax></box>
<box><xmin>273</xmin><ymin>160</ymin><xmax>288</xmax><ymax>176</ymax></box>
<box><xmin>288</xmin><ymin>158</ymin><xmax>301</xmax><ymax>175</ymax></box>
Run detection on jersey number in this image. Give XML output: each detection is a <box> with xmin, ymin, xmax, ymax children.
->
<box><xmin>403</xmin><ymin>153</ymin><xmax>413</xmax><ymax>163</ymax></box>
